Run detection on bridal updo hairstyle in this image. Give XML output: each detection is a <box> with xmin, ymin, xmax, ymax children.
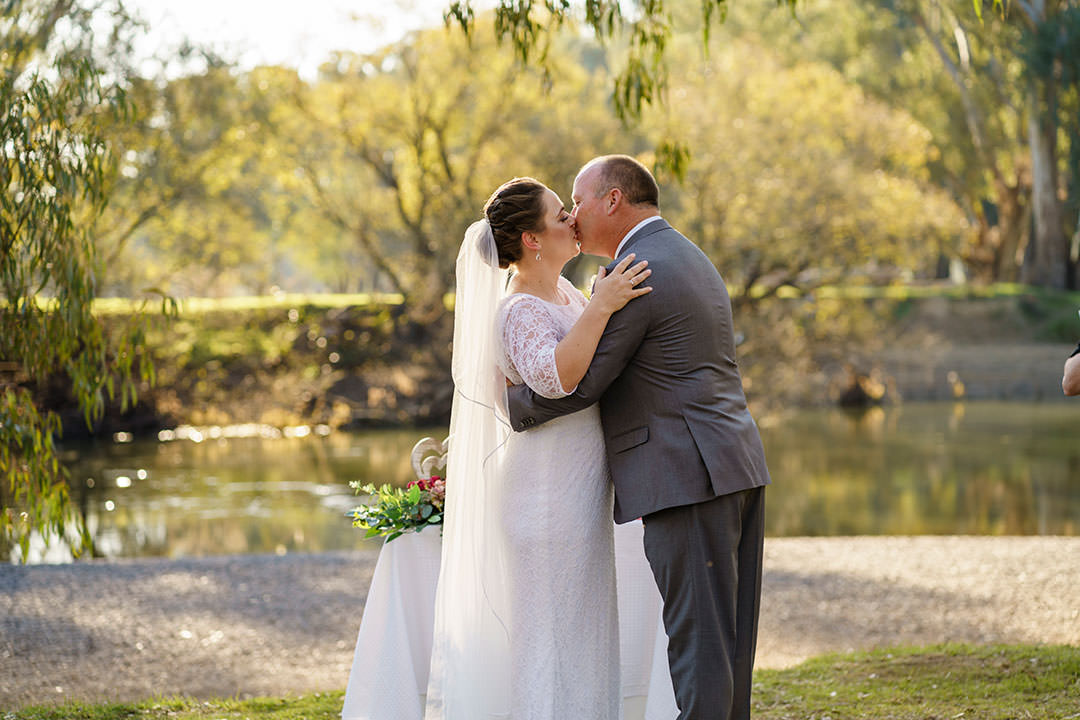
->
<box><xmin>483</xmin><ymin>177</ymin><xmax>548</xmax><ymax>269</ymax></box>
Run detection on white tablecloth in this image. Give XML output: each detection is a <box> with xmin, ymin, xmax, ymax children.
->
<box><xmin>342</xmin><ymin>519</ymin><xmax>678</xmax><ymax>720</ymax></box>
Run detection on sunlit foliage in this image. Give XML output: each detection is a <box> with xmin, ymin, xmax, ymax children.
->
<box><xmin>1</xmin><ymin>0</ymin><xmax>161</xmax><ymax>561</ymax></box>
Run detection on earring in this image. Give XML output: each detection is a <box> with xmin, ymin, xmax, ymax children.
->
<box><xmin>535</xmin><ymin>251</ymin><xmax>541</xmax><ymax>261</ymax></box>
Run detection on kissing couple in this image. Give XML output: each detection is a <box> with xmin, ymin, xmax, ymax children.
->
<box><xmin>424</xmin><ymin>155</ymin><xmax>771</xmax><ymax>720</ymax></box>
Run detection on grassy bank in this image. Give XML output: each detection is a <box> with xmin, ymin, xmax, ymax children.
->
<box><xmin>38</xmin><ymin>285</ymin><xmax>1080</xmax><ymax>437</ymax></box>
<box><xmin>88</xmin><ymin>283</ymin><xmax>1080</xmax><ymax>313</ymax></box>
<box><xmin>46</xmin><ymin>296</ymin><xmax>456</xmax><ymax>436</ymax></box>
<box><xmin>90</xmin><ymin>293</ymin><xmax>409</xmax><ymax>315</ymax></box>
<box><xmin>8</xmin><ymin>644</ymin><xmax>1079</xmax><ymax>719</ymax></box>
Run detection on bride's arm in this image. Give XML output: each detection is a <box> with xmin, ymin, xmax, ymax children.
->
<box><xmin>553</xmin><ymin>255</ymin><xmax>650</xmax><ymax>392</ymax></box>
<box><xmin>506</xmin><ymin>258</ymin><xmax>655</xmax><ymax>430</ymax></box>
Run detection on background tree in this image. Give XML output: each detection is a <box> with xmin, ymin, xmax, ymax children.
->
<box><xmin>94</xmin><ymin>59</ymin><xmax>315</xmax><ymax>297</ymax></box>
<box><xmin>90</xmin><ymin>27</ymin><xmax>625</xmax><ymax>302</ymax></box>
<box><xmin>645</xmin><ymin>36</ymin><xmax>969</xmax><ymax>306</ymax></box>
<box><xmin>629</xmin><ymin>29</ymin><xmax>970</xmax><ymax>408</ymax></box>
<box><xmin>262</xmin><ymin>24</ymin><xmax>625</xmax><ymax>323</ymax></box>
<box><xmin>445</xmin><ymin>0</ymin><xmax>1077</xmax><ymax>287</ymax></box>
<box><xmin>1018</xmin><ymin>0</ymin><xmax>1080</xmax><ymax>287</ymax></box>
<box><xmin>95</xmin><ymin>6</ymin><xmax>985</xmax><ymax>306</ymax></box>
<box><xmin>730</xmin><ymin>0</ymin><xmax>1032</xmax><ymax>284</ymax></box>
<box><xmin>1</xmin><ymin>0</ymin><xmax>158</xmax><ymax>561</ymax></box>
<box><xmin>865</xmin><ymin>0</ymin><xmax>1079</xmax><ymax>288</ymax></box>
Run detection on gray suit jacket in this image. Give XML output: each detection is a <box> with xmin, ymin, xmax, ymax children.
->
<box><xmin>507</xmin><ymin>219</ymin><xmax>770</xmax><ymax>523</ymax></box>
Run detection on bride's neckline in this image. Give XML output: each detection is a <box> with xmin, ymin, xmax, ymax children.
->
<box><xmin>506</xmin><ymin>287</ymin><xmax>571</xmax><ymax>307</ymax></box>
<box><xmin>506</xmin><ymin>277</ymin><xmax>572</xmax><ymax>306</ymax></box>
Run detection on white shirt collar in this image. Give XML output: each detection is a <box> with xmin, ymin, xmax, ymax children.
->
<box><xmin>614</xmin><ymin>216</ymin><xmax>663</xmax><ymax>259</ymax></box>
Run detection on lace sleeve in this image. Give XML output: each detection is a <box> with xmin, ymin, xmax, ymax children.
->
<box><xmin>500</xmin><ymin>297</ymin><xmax>571</xmax><ymax>399</ymax></box>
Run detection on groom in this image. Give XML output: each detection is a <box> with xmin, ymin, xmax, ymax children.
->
<box><xmin>506</xmin><ymin>155</ymin><xmax>770</xmax><ymax>720</ymax></box>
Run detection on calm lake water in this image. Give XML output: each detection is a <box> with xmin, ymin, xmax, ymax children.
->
<box><xmin>17</xmin><ymin>402</ymin><xmax>1080</xmax><ymax>563</ymax></box>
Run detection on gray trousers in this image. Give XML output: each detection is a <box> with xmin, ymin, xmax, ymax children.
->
<box><xmin>642</xmin><ymin>486</ymin><xmax>766</xmax><ymax>720</ymax></box>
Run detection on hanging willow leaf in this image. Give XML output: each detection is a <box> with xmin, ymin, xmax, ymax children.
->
<box><xmin>1</xmin><ymin>1</ymin><xmax>165</xmax><ymax>563</ymax></box>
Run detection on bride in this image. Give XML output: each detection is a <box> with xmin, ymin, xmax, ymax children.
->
<box><xmin>425</xmin><ymin>177</ymin><xmax>651</xmax><ymax>719</ymax></box>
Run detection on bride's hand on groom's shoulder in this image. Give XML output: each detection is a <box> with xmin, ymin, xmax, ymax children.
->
<box><xmin>589</xmin><ymin>253</ymin><xmax>652</xmax><ymax>316</ymax></box>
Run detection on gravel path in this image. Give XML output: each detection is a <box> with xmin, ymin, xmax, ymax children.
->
<box><xmin>2</xmin><ymin>537</ymin><xmax>1078</xmax><ymax>710</ymax></box>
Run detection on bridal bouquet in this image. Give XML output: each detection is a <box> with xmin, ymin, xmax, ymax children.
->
<box><xmin>348</xmin><ymin>437</ymin><xmax>448</xmax><ymax>542</ymax></box>
<box><xmin>347</xmin><ymin>477</ymin><xmax>445</xmax><ymax>542</ymax></box>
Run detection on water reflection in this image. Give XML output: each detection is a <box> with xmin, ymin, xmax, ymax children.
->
<box><xmin>16</xmin><ymin>403</ymin><xmax>1080</xmax><ymax>563</ymax></box>
<box><xmin>33</xmin><ymin>427</ymin><xmax>433</xmax><ymax>563</ymax></box>
<box><xmin>761</xmin><ymin>402</ymin><xmax>1079</xmax><ymax>536</ymax></box>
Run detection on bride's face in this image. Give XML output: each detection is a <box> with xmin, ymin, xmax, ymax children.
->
<box><xmin>531</xmin><ymin>189</ymin><xmax>580</xmax><ymax>265</ymax></box>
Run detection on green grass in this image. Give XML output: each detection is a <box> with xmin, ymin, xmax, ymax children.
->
<box><xmin>90</xmin><ymin>293</ymin><xmax>406</xmax><ymax>315</ymax></box>
<box><xmin>3</xmin><ymin>693</ymin><xmax>344</xmax><ymax>720</ymax></box>
<box><xmin>753</xmin><ymin>644</ymin><xmax>1080</xmax><ymax>719</ymax></box>
<box><xmin>770</xmin><ymin>281</ymin><xmax>1080</xmax><ymax>302</ymax></box>
<box><xmin>7</xmin><ymin>645</ymin><xmax>1079</xmax><ymax>719</ymax></box>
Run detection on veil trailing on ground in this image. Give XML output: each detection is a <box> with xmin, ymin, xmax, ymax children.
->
<box><xmin>425</xmin><ymin>220</ymin><xmax>512</xmax><ymax>719</ymax></box>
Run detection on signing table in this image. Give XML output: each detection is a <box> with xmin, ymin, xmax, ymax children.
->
<box><xmin>342</xmin><ymin>519</ymin><xmax>678</xmax><ymax>720</ymax></box>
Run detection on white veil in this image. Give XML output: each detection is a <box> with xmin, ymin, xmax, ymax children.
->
<box><xmin>425</xmin><ymin>220</ymin><xmax>512</xmax><ymax>718</ymax></box>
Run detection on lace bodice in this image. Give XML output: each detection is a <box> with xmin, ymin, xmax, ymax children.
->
<box><xmin>497</xmin><ymin>275</ymin><xmax>588</xmax><ymax>400</ymax></box>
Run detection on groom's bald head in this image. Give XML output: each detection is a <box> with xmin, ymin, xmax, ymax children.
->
<box><xmin>580</xmin><ymin>155</ymin><xmax>660</xmax><ymax>209</ymax></box>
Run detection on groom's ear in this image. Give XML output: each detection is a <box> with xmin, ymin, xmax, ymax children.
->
<box><xmin>606</xmin><ymin>188</ymin><xmax>623</xmax><ymax>215</ymax></box>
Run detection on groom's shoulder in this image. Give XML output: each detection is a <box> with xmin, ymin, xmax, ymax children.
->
<box><xmin>640</xmin><ymin>226</ymin><xmax>728</xmax><ymax>299</ymax></box>
<box><xmin>663</xmin><ymin>221</ymin><xmax>700</xmax><ymax>246</ymax></box>
<box><xmin>639</xmin><ymin>222</ymin><xmax>707</xmax><ymax>263</ymax></box>
<box><xmin>630</xmin><ymin>219</ymin><xmax>683</xmax><ymax>247</ymax></box>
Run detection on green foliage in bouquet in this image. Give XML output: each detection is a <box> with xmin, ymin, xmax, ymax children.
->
<box><xmin>348</xmin><ymin>476</ymin><xmax>445</xmax><ymax>542</ymax></box>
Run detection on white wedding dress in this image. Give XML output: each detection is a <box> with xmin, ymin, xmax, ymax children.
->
<box><xmin>493</xmin><ymin>275</ymin><xmax>621</xmax><ymax>720</ymax></box>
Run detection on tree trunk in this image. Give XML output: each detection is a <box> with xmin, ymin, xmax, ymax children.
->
<box><xmin>1021</xmin><ymin>91</ymin><xmax>1068</xmax><ymax>289</ymax></box>
<box><xmin>991</xmin><ymin>178</ymin><xmax>1029</xmax><ymax>282</ymax></box>
<box><xmin>963</xmin><ymin>176</ymin><xmax>1028</xmax><ymax>283</ymax></box>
